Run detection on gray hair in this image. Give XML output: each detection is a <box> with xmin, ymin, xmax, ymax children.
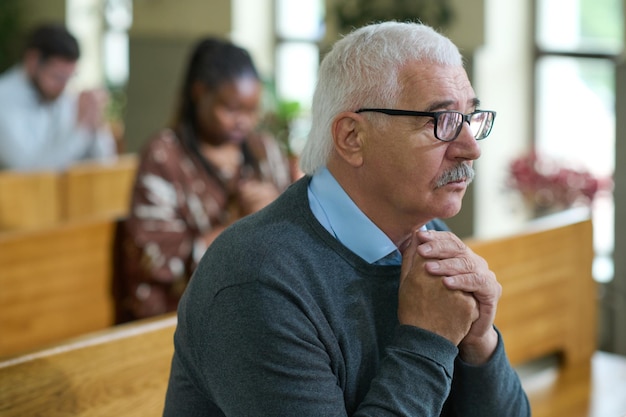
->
<box><xmin>299</xmin><ymin>21</ymin><xmax>464</xmax><ymax>175</ymax></box>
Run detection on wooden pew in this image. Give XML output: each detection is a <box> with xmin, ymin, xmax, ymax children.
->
<box><xmin>0</xmin><ymin>212</ymin><xmax>609</xmax><ymax>416</ymax></box>
<box><xmin>519</xmin><ymin>350</ymin><xmax>626</xmax><ymax>417</ymax></box>
<box><xmin>0</xmin><ymin>314</ymin><xmax>177</xmax><ymax>417</ymax></box>
<box><xmin>1</xmin><ymin>316</ymin><xmax>621</xmax><ymax>417</ymax></box>
<box><xmin>466</xmin><ymin>208</ymin><xmax>597</xmax><ymax>368</ymax></box>
<box><xmin>0</xmin><ymin>170</ymin><xmax>61</xmax><ymax>231</ymax></box>
<box><xmin>60</xmin><ymin>154</ymin><xmax>138</xmax><ymax>221</ymax></box>
<box><xmin>0</xmin><ymin>217</ymin><xmax>117</xmax><ymax>357</ymax></box>
<box><xmin>0</xmin><ymin>154</ymin><xmax>138</xmax><ymax>233</ymax></box>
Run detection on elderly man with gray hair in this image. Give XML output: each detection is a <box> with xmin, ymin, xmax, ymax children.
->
<box><xmin>164</xmin><ymin>21</ymin><xmax>529</xmax><ymax>417</ymax></box>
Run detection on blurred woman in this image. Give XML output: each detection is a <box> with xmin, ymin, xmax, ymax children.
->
<box><xmin>116</xmin><ymin>37</ymin><xmax>292</xmax><ymax>322</ymax></box>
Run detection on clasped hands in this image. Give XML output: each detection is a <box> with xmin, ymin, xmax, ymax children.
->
<box><xmin>77</xmin><ymin>88</ymin><xmax>110</xmax><ymax>130</ymax></box>
<box><xmin>399</xmin><ymin>229</ymin><xmax>501</xmax><ymax>364</ymax></box>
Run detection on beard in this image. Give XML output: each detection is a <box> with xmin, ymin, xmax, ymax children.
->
<box><xmin>30</xmin><ymin>76</ymin><xmax>62</xmax><ymax>102</ymax></box>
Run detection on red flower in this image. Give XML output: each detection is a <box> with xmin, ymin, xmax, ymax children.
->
<box><xmin>507</xmin><ymin>150</ymin><xmax>612</xmax><ymax>210</ymax></box>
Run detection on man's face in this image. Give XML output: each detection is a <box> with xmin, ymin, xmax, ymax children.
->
<box><xmin>357</xmin><ymin>62</ymin><xmax>482</xmax><ymax>233</ymax></box>
<box><xmin>30</xmin><ymin>56</ymin><xmax>77</xmax><ymax>101</ymax></box>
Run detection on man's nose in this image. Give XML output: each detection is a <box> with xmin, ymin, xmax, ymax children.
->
<box><xmin>451</xmin><ymin>122</ymin><xmax>482</xmax><ymax>160</ymax></box>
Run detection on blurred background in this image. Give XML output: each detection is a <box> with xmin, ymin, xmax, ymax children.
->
<box><xmin>0</xmin><ymin>0</ymin><xmax>624</xmax><ymax>355</ymax></box>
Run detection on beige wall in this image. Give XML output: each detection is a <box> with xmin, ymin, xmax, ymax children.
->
<box><xmin>124</xmin><ymin>35</ymin><xmax>196</xmax><ymax>151</ymax></box>
<box><xmin>19</xmin><ymin>0</ymin><xmax>67</xmax><ymax>28</ymax></box>
<box><xmin>131</xmin><ymin>0</ymin><xmax>231</xmax><ymax>37</ymax></box>
<box><xmin>446</xmin><ymin>0</ymin><xmax>484</xmax><ymax>52</ymax></box>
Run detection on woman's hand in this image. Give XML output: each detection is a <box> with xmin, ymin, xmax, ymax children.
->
<box><xmin>237</xmin><ymin>179</ymin><xmax>281</xmax><ymax>216</ymax></box>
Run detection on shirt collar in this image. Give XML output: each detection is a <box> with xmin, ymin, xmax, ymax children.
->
<box><xmin>308</xmin><ymin>167</ymin><xmax>400</xmax><ymax>264</ymax></box>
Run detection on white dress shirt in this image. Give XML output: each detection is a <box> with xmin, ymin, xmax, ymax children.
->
<box><xmin>0</xmin><ymin>66</ymin><xmax>116</xmax><ymax>171</ymax></box>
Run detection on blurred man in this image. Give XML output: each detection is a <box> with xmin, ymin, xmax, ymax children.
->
<box><xmin>0</xmin><ymin>23</ymin><xmax>116</xmax><ymax>171</ymax></box>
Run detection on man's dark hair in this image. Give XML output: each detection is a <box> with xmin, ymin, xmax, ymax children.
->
<box><xmin>24</xmin><ymin>23</ymin><xmax>80</xmax><ymax>62</ymax></box>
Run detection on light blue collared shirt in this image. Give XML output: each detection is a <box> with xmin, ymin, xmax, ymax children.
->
<box><xmin>0</xmin><ymin>66</ymin><xmax>116</xmax><ymax>171</ymax></box>
<box><xmin>308</xmin><ymin>167</ymin><xmax>425</xmax><ymax>265</ymax></box>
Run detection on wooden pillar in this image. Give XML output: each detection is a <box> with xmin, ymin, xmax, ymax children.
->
<box><xmin>610</xmin><ymin>58</ymin><xmax>626</xmax><ymax>355</ymax></box>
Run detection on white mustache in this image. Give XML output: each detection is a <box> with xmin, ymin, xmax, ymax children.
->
<box><xmin>435</xmin><ymin>164</ymin><xmax>475</xmax><ymax>188</ymax></box>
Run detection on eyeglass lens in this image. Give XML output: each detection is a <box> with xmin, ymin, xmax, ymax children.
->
<box><xmin>469</xmin><ymin>112</ymin><xmax>493</xmax><ymax>140</ymax></box>
<box><xmin>437</xmin><ymin>111</ymin><xmax>494</xmax><ymax>141</ymax></box>
<box><xmin>437</xmin><ymin>112</ymin><xmax>463</xmax><ymax>141</ymax></box>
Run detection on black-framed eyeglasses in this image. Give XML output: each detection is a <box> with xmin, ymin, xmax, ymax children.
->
<box><xmin>355</xmin><ymin>108</ymin><xmax>496</xmax><ymax>142</ymax></box>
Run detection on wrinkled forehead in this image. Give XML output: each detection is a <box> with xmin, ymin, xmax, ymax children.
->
<box><xmin>396</xmin><ymin>62</ymin><xmax>476</xmax><ymax>110</ymax></box>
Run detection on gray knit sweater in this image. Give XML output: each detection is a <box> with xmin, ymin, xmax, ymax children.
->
<box><xmin>163</xmin><ymin>177</ymin><xmax>530</xmax><ymax>416</ymax></box>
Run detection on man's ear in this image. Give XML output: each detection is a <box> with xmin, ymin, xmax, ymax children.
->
<box><xmin>23</xmin><ymin>50</ymin><xmax>41</xmax><ymax>75</ymax></box>
<box><xmin>331</xmin><ymin>112</ymin><xmax>365</xmax><ymax>167</ymax></box>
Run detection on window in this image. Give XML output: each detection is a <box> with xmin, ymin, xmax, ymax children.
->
<box><xmin>534</xmin><ymin>0</ymin><xmax>623</xmax><ymax>283</ymax></box>
<box><xmin>273</xmin><ymin>0</ymin><xmax>325</xmax><ymax>154</ymax></box>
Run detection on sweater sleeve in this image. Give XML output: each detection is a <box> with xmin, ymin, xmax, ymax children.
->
<box><xmin>441</xmin><ymin>328</ymin><xmax>531</xmax><ymax>416</ymax></box>
<box><xmin>169</xmin><ymin>280</ymin><xmax>465</xmax><ymax>417</ymax></box>
<box><xmin>358</xmin><ymin>325</ymin><xmax>459</xmax><ymax>415</ymax></box>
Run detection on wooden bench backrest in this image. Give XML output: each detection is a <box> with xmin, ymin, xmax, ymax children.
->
<box><xmin>0</xmin><ymin>212</ymin><xmax>596</xmax><ymax>416</ymax></box>
<box><xmin>0</xmin><ymin>170</ymin><xmax>61</xmax><ymax>231</ymax></box>
<box><xmin>61</xmin><ymin>154</ymin><xmax>138</xmax><ymax>221</ymax></box>
<box><xmin>0</xmin><ymin>154</ymin><xmax>138</xmax><ymax>232</ymax></box>
<box><xmin>0</xmin><ymin>217</ymin><xmax>117</xmax><ymax>357</ymax></box>
<box><xmin>466</xmin><ymin>210</ymin><xmax>596</xmax><ymax>367</ymax></box>
<box><xmin>0</xmin><ymin>314</ymin><xmax>176</xmax><ymax>417</ymax></box>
